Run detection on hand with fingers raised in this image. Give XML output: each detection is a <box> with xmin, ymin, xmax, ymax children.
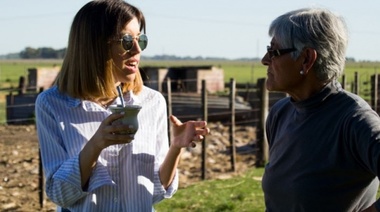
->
<box><xmin>169</xmin><ymin>115</ymin><xmax>210</xmax><ymax>148</ymax></box>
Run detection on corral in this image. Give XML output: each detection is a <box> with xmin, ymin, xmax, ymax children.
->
<box><xmin>5</xmin><ymin>65</ymin><xmax>256</xmax><ymax>124</ymax></box>
<box><xmin>1</xmin><ymin>60</ymin><xmax>380</xmax><ymax>211</ymax></box>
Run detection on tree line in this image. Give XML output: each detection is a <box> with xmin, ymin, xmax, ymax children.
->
<box><xmin>19</xmin><ymin>47</ymin><xmax>66</xmax><ymax>59</ymax></box>
<box><xmin>1</xmin><ymin>46</ymin><xmax>359</xmax><ymax>62</ymax></box>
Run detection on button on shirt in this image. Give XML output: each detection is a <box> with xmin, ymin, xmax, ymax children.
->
<box><xmin>36</xmin><ymin>86</ymin><xmax>178</xmax><ymax>212</ymax></box>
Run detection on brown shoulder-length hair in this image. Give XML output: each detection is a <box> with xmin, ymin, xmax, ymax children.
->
<box><xmin>55</xmin><ymin>0</ymin><xmax>146</xmax><ymax>100</ymax></box>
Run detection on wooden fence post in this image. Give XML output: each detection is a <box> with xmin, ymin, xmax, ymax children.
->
<box><xmin>166</xmin><ymin>78</ymin><xmax>172</xmax><ymax>144</ymax></box>
<box><xmin>18</xmin><ymin>76</ymin><xmax>26</xmax><ymax>95</ymax></box>
<box><xmin>38</xmin><ymin>148</ymin><xmax>44</xmax><ymax>209</ymax></box>
<box><xmin>341</xmin><ymin>74</ymin><xmax>346</xmax><ymax>90</ymax></box>
<box><xmin>201</xmin><ymin>80</ymin><xmax>208</xmax><ymax>180</ymax></box>
<box><xmin>256</xmin><ymin>78</ymin><xmax>269</xmax><ymax>167</ymax></box>
<box><xmin>372</xmin><ymin>73</ymin><xmax>379</xmax><ymax>113</ymax></box>
<box><xmin>354</xmin><ymin>72</ymin><xmax>359</xmax><ymax>95</ymax></box>
<box><xmin>37</xmin><ymin>88</ymin><xmax>44</xmax><ymax>209</ymax></box>
<box><xmin>229</xmin><ymin>78</ymin><xmax>236</xmax><ymax>172</ymax></box>
<box><xmin>374</xmin><ymin>73</ymin><xmax>378</xmax><ymax>113</ymax></box>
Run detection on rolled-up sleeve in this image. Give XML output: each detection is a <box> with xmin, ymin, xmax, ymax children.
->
<box><xmin>152</xmin><ymin>94</ymin><xmax>178</xmax><ymax>204</ymax></box>
<box><xmin>36</xmin><ymin>94</ymin><xmax>83</xmax><ymax>206</ymax></box>
<box><xmin>36</xmin><ymin>92</ymin><xmax>114</xmax><ymax>207</ymax></box>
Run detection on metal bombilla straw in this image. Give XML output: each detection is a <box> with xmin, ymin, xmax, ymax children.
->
<box><xmin>117</xmin><ymin>85</ymin><xmax>125</xmax><ymax>107</ymax></box>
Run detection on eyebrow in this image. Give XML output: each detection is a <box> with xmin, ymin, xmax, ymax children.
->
<box><xmin>269</xmin><ymin>41</ymin><xmax>277</xmax><ymax>47</ymax></box>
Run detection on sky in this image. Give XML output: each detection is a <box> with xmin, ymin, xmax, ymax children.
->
<box><xmin>1</xmin><ymin>0</ymin><xmax>379</xmax><ymax>61</ymax></box>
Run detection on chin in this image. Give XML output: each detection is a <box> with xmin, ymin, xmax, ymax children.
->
<box><xmin>124</xmin><ymin>73</ymin><xmax>136</xmax><ymax>82</ymax></box>
<box><xmin>266</xmin><ymin>81</ymin><xmax>274</xmax><ymax>91</ymax></box>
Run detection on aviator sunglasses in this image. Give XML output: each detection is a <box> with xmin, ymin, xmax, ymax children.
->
<box><xmin>117</xmin><ymin>34</ymin><xmax>148</xmax><ymax>52</ymax></box>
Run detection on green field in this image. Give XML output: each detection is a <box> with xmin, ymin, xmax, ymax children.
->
<box><xmin>155</xmin><ymin>166</ymin><xmax>380</xmax><ymax>211</ymax></box>
<box><xmin>1</xmin><ymin>59</ymin><xmax>379</xmax><ymax>88</ymax></box>
<box><xmin>154</xmin><ymin>167</ymin><xmax>265</xmax><ymax>212</ymax></box>
<box><xmin>0</xmin><ymin>59</ymin><xmax>379</xmax><ymax>123</ymax></box>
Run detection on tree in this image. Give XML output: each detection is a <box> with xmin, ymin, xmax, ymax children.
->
<box><xmin>19</xmin><ymin>47</ymin><xmax>66</xmax><ymax>59</ymax></box>
<box><xmin>20</xmin><ymin>47</ymin><xmax>39</xmax><ymax>59</ymax></box>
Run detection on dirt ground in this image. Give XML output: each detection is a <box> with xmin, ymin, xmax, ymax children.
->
<box><xmin>0</xmin><ymin>123</ymin><xmax>257</xmax><ymax>211</ymax></box>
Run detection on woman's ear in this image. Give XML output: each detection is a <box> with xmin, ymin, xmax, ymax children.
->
<box><xmin>302</xmin><ymin>48</ymin><xmax>317</xmax><ymax>74</ymax></box>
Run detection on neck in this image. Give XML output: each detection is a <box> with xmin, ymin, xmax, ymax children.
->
<box><xmin>95</xmin><ymin>97</ymin><xmax>116</xmax><ymax>109</ymax></box>
<box><xmin>290</xmin><ymin>81</ymin><xmax>329</xmax><ymax>102</ymax></box>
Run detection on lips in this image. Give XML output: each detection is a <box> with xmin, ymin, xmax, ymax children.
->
<box><xmin>267</xmin><ymin>69</ymin><xmax>272</xmax><ymax>76</ymax></box>
<box><xmin>124</xmin><ymin>59</ymin><xmax>139</xmax><ymax>73</ymax></box>
<box><xmin>127</xmin><ymin>60</ymin><xmax>138</xmax><ymax>67</ymax></box>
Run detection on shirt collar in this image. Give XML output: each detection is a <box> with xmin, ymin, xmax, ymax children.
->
<box><xmin>54</xmin><ymin>87</ymin><xmax>103</xmax><ymax>111</ymax></box>
<box><xmin>57</xmin><ymin>86</ymin><xmax>137</xmax><ymax>111</ymax></box>
<box><xmin>291</xmin><ymin>80</ymin><xmax>342</xmax><ymax>113</ymax></box>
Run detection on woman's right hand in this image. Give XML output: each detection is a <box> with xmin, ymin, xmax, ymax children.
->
<box><xmin>90</xmin><ymin>113</ymin><xmax>136</xmax><ymax>151</ymax></box>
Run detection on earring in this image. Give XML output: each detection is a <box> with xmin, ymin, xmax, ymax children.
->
<box><xmin>300</xmin><ymin>70</ymin><xmax>304</xmax><ymax>75</ymax></box>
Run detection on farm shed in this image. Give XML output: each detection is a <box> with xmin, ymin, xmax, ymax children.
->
<box><xmin>27</xmin><ymin>66</ymin><xmax>60</xmax><ymax>91</ymax></box>
<box><xmin>141</xmin><ymin>65</ymin><xmax>224</xmax><ymax>94</ymax></box>
<box><xmin>140</xmin><ymin>66</ymin><xmax>169</xmax><ymax>92</ymax></box>
<box><xmin>6</xmin><ymin>66</ymin><xmax>60</xmax><ymax>124</ymax></box>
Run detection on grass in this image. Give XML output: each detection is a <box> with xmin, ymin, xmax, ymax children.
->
<box><xmin>0</xmin><ymin>59</ymin><xmax>61</xmax><ymax>86</ymax></box>
<box><xmin>154</xmin><ymin>167</ymin><xmax>265</xmax><ymax>212</ymax></box>
<box><xmin>154</xmin><ymin>166</ymin><xmax>380</xmax><ymax>212</ymax></box>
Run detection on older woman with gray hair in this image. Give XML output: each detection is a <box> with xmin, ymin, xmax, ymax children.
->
<box><xmin>261</xmin><ymin>7</ymin><xmax>380</xmax><ymax>211</ymax></box>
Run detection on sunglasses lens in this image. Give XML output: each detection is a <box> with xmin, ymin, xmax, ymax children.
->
<box><xmin>121</xmin><ymin>34</ymin><xmax>148</xmax><ymax>51</ymax></box>
<box><xmin>122</xmin><ymin>35</ymin><xmax>134</xmax><ymax>51</ymax></box>
<box><xmin>138</xmin><ymin>34</ymin><xmax>148</xmax><ymax>51</ymax></box>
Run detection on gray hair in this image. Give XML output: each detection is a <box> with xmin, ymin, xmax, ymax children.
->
<box><xmin>269</xmin><ymin>7</ymin><xmax>348</xmax><ymax>82</ymax></box>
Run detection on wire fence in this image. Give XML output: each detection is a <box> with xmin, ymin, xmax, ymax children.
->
<box><xmin>3</xmin><ymin>74</ymin><xmax>380</xmax><ymax>210</ymax></box>
<box><xmin>3</xmin><ymin>72</ymin><xmax>379</xmax><ymax>124</ymax></box>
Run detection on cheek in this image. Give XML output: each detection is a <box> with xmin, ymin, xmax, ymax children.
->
<box><xmin>268</xmin><ymin>66</ymin><xmax>293</xmax><ymax>90</ymax></box>
<box><xmin>113</xmin><ymin>56</ymin><xmax>122</xmax><ymax>66</ymax></box>
<box><xmin>111</xmin><ymin>52</ymin><xmax>125</xmax><ymax>69</ymax></box>
<box><xmin>110</xmin><ymin>45</ymin><xmax>125</xmax><ymax>63</ymax></box>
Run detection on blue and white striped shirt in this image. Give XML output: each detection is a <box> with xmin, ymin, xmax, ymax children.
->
<box><xmin>35</xmin><ymin>85</ymin><xmax>178</xmax><ymax>212</ymax></box>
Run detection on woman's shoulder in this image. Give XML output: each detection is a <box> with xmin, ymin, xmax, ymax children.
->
<box><xmin>37</xmin><ymin>86</ymin><xmax>60</xmax><ymax>101</ymax></box>
<box><xmin>141</xmin><ymin>86</ymin><xmax>165</xmax><ymax>99</ymax></box>
<box><xmin>36</xmin><ymin>86</ymin><xmax>78</xmax><ymax>107</ymax></box>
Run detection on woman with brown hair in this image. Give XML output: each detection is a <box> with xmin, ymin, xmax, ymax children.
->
<box><xmin>35</xmin><ymin>1</ymin><xmax>209</xmax><ymax>211</ymax></box>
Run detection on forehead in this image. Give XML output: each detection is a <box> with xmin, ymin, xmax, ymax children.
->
<box><xmin>270</xmin><ymin>38</ymin><xmax>280</xmax><ymax>47</ymax></box>
<box><xmin>120</xmin><ymin>17</ymin><xmax>140</xmax><ymax>36</ymax></box>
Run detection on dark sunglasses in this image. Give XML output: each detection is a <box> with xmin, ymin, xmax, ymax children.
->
<box><xmin>117</xmin><ymin>34</ymin><xmax>148</xmax><ymax>52</ymax></box>
<box><xmin>267</xmin><ymin>46</ymin><xmax>296</xmax><ymax>59</ymax></box>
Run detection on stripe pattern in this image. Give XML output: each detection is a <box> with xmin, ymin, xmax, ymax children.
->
<box><xmin>36</xmin><ymin>86</ymin><xmax>178</xmax><ymax>212</ymax></box>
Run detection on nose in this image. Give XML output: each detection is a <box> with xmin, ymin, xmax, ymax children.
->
<box><xmin>128</xmin><ymin>39</ymin><xmax>142</xmax><ymax>54</ymax></box>
<box><xmin>261</xmin><ymin>52</ymin><xmax>270</xmax><ymax>66</ymax></box>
